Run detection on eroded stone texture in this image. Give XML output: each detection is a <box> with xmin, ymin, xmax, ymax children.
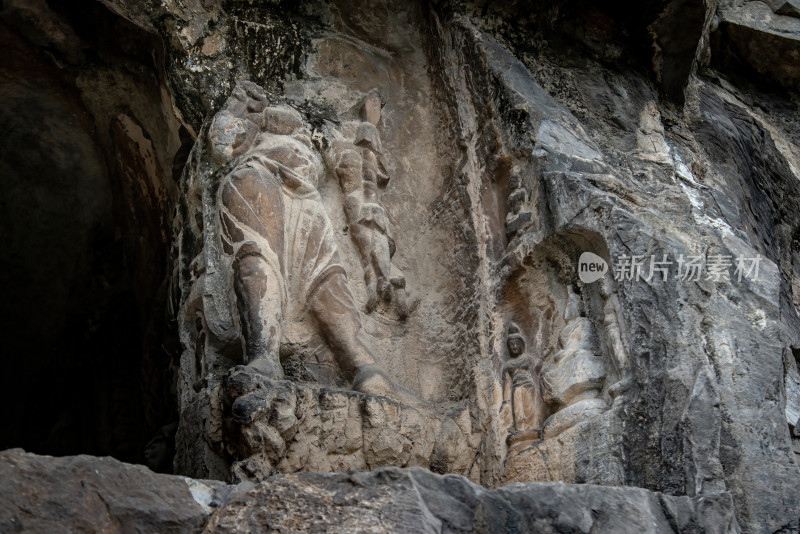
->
<box><xmin>217</xmin><ymin>366</ymin><xmax>479</xmax><ymax>482</ymax></box>
<box><xmin>158</xmin><ymin>1</ymin><xmax>800</xmax><ymax>529</ymax></box>
<box><xmin>0</xmin><ymin>449</ymin><xmax>224</xmax><ymax>533</ymax></box>
<box><xmin>6</xmin><ymin>0</ymin><xmax>800</xmax><ymax>531</ymax></box>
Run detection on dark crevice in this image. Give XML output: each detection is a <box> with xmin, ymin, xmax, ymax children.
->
<box><xmin>0</xmin><ymin>0</ymin><xmax>179</xmax><ymax>471</ymax></box>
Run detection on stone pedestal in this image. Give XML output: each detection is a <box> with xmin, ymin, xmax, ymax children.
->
<box><xmin>178</xmin><ymin>366</ymin><xmax>484</xmax><ymax>483</ymax></box>
<box><xmin>505</xmin><ymin>408</ymin><xmax>624</xmax><ymax>485</ymax></box>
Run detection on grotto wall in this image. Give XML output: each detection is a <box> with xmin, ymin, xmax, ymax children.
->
<box><xmin>1</xmin><ymin>0</ymin><xmax>799</xmax><ymax>532</ymax></box>
<box><xmin>0</xmin><ymin>0</ymin><xmax>183</xmax><ymax>467</ymax></box>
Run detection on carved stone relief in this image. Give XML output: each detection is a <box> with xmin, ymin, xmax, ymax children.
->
<box><xmin>174</xmin><ymin>80</ymin><xmax>451</xmax><ymax>479</ymax></box>
<box><xmin>172</xmin><ymin>19</ymin><xmax>636</xmax><ymax>488</ymax></box>
<box><xmin>504</xmin><ymin>169</ymin><xmax>535</xmax><ymax>241</ymax></box>
<box><xmin>7</xmin><ymin>1</ymin><xmax>800</xmax><ymax>529</ymax></box>
<box><xmin>220</xmin><ymin>366</ymin><xmax>480</xmax><ymax>482</ymax></box>
<box><xmin>494</xmin><ymin>239</ymin><xmax>629</xmax><ymax>485</ymax></box>
<box><xmin>326</xmin><ymin>89</ymin><xmax>413</xmax><ymax>318</ymax></box>
<box><xmin>192</xmin><ymin>82</ymin><xmax>413</xmax><ymax>400</ymax></box>
<box><xmin>540</xmin><ymin>284</ymin><xmax>608</xmax><ymax>439</ymax></box>
<box><xmin>500</xmin><ymin>322</ymin><xmax>548</xmax><ymax>454</ymax></box>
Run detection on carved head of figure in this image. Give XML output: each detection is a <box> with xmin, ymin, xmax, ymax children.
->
<box><xmin>361</xmin><ymin>88</ymin><xmax>384</xmax><ymax>126</ymax></box>
<box><xmin>507</xmin><ymin>322</ymin><xmax>526</xmax><ymax>358</ymax></box>
<box><xmin>263</xmin><ymin>105</ymin><xmax>305</xmax><ymax>136</ymax></box>
<box><xmin>209</xmin><ymin>109</ymin><xmax>257</xmax><ymax>164</ymax></box>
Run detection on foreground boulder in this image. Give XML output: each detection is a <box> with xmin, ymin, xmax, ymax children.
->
<box><xmin>0</xmin><ymin>449</ymin><xmax>738</xmax><ymax>533</ymax></box>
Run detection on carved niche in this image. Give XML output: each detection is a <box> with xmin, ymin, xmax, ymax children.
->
<box><xmin>497</xmin><ymin>240</ymin><xmax>631</xmax><ymax>485</ymax></box>
<box><xmin>172</xmin><ymin>81</ymin><xmax>483</xmax><ymax>482</ymax></box>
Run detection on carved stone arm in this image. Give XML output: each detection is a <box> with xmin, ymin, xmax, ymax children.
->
<box><xmin>501</xmin><ymin>369</ymin><xmax>512</xmax><ymax>407</ymax></box>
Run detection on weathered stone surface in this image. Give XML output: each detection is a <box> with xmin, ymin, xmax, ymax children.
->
<box><xmin>711</xmin><ymin>0</ymin><xmax>800</xmax><ymax>91</ymax></box>
<box><xmin>162</xmin><ymin>1</ymin><xmax>800</xmax><ymax>529</ymax></box>
<box><xmin>206</xmin><ymin>468</ymin><xmax>739</xmax><ymax>534</ymax></box>
<box><xmin>506</xmin><ymin>409</ymin><xmax>625</xmax><ymax>485</ymax></box>
<box><xmin>763</xmin><ymin>0</ymin><xmax>800</xmax><ymax>18</ymax></box>
<box><xmin>0</xmin><ymin>450</ymin><xmax>739</xmax><ymax>533</ymax></box>
<box><xmin>3</xmin><ymin>0</ymin><xmax>800</xmax><ymax>532</ymax></box>
<box><xmin>206</xmin><ymin>366</ymin><xmax>480</xmax><ymax>483</ymax></box>
<box><xmin>0</xmin><ymin>449</ymin><xmax>227</xmax><ymax>533</ymax></box>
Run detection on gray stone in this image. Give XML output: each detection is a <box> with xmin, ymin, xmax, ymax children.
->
<box><xmin>0</xmin><ymin>449</ymin><xmax>229</xmax><ymax>533</ymax></box>
<box><xmin>0</xmin><ymin>449</ymin><xmax>740</xmax><ymax>534</ymax></box>
<box><xmin>711</xmin><ymin>0</ymin><xmax>800</xmax><ymax>91</ymax></box>
<box><xmin>762</xmin><ymin>0</ymin><xmax>800</xmax><ymax>18</ymax></box>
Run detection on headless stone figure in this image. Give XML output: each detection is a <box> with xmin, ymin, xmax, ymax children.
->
<box><xmin>208</xmin><ymin>82</ymin><xmax>416</xmax><ymax>401</ymax></box>
<box><xmin>329</xmin><ymin>89</ymin><xmax>411</xmax><ymax>317</ymax></box>
<box><xmin>540</xmin><ymin>285</ymin><xmax>608</xmax><ymax>438</ymax></box>
<box><xmin>501</xmin><ymin>322</ymin><xmax>548</xmax><ymax>450</ymax></box>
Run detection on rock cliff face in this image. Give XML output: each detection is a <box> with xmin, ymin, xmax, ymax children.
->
<box><xmin>1</xmin><ymin>0</ymin><xmax>799</xmax><ymax>532</ymax></box>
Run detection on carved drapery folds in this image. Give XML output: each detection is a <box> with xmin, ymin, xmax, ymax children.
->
<box><xmin>183</xmin><ymin>81</ymin><xmax>415</xmax><ymax>394</ymax></box>
<box><xmin>539</xmin><ymin>284</ymin><xmax>609</xmax><ymax>439</ymax></box>
<box><xmin>500</xmin><ymin>322</ymin><xmax>548</xmax><ymax>453</ymax></box>
<box><xmin>173</xmin><ymin>48</ymin><xmax>637</xmax><ymax>488</ymax></box>
<box><xmin>173</xmin><ymin>78</ymin><xmax>634</xmax><ymax>484</ymax></box>
<box><xmin>115</xmin><ymin>0</ymin><xmax>800</xmax><ymax>526</ymax></box>
<box><xmin>174</xmin><ymin>81</ymin><xmax>460</xmax><ymax>482</ymax></box>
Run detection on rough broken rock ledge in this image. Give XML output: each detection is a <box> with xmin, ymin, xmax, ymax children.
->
<box><xmin>0</xmin><ymin>449</ymin><xmax>739</xmax><ymax>533</ymax></box>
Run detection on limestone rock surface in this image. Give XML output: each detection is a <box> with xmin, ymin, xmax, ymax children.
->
<box><xmin>1</xmin><ymin>0</ymin><xmax>800</xmax><ymax>532</ymax></box>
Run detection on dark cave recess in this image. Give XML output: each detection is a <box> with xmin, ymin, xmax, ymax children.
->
<box><xmin>0</xmin><ymin>0</ymin><xmax>185</xmax><ymax>471</ymax></box>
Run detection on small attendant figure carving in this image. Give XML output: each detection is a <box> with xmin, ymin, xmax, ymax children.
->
<box><xmin>328</xmin><ymin>89</ymin><xmax>412</xmax><ymax>317</ymax></box>
<box><xmin>501</xmin><ymin>322</ymin><xmax>548</xmax><ymax>452</ymax></box>
<box><xmin>504</xmin><ymin>170</ymin><xmax>533</xmax><ymax>240</ymax></box>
